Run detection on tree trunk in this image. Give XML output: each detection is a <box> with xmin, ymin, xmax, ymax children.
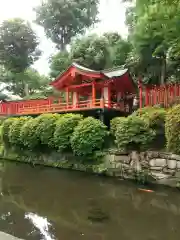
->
<box><xmin>160</xmin><ymin>57</ymin><xmax>166</xmax><ymax>85</ymax></box>
<box><xmin>24</xmin><ymin>82</ymin><xmax>29</xmax><ymax>97</ymax></box>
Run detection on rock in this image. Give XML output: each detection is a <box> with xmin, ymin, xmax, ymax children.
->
<box><xmin>130</xmin><ymin>151</ymin><xmax>140</xmax><ymax>161</ymax></box>
<box><xmin>103</xmin><ymin>155</ymin><xmax>115</xmax><ymax>163</ymax></box>
<box><xmin>177</xmin><ymin>161</ymin><xmax>180</xmax><ymax>169</ymax></box>
<box><xmin>139</xmin><ymin>152</ymin><xmax>146</xmax><ymax>161</ymax></box>
<box><xmin>151</xmin><ymin>172</ymin><xmax>168</xmax><ymax>180</ymax></box>
<box><xmin>167</xmin><ymin>159</ymin><xmax>177</xmax><ymax>169</ymax></box>
<box><xmin>170</xmin><ymin>154</ymin><xmax>180</xmax><ymax>161</ymax></box>
<box><xmin>149</xmin><ymin>158</ymin><xmax>166</xmax><ymax>167</ymax></box>
<box><xmin>114</xmin><ymin>155</ymin><xmax>130</xmax><ymax>164</ymax></box>
<box><xmin>147</xmin><ymin>151</ymin><xmax>159</xmax><ymax>159</ymax></box>
<box><xmin>163</xmin><ymin>168</ymin><xmax>175</xmax><ymax>175</ymax></box>
<box><xmin>159</xmin><ymin>152</ymin><xmax>171</xmax><ymax>159</ymax></box>
<box><xmin>174</xmin><ymin>171</ymin><xmax>180</xmax><ymax>178</ymax></box>
<box><xmin>150</xmin><ymin>166</ymin><xmax>163</xmax><ymax>171</ymax></box>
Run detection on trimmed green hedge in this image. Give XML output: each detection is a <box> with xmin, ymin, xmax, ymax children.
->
<box><xmin>35</xmin><ymin>113</ymin><xmax>61</xmax><ymax>148</ymax></box>
<box><xmin>110</xmin><ymin>117</ymin><xmax>126</xmax><ymax>136</ymax></box>
<box><xmin>53</xmin><ymin>114</ymin><xmax>83</xmax><ymax>152</ymax></box>
<box><xmin>115</xmin><ymin>116</ymin><xmax>156</xmax><ymax>151</ymax></box>
<box><xmin>71</xmin><ymin>117</ymin><xmax>108</xmax><ymax>157</ymax></box>
<box><xmin>2</xmin><ymin>118</ymin><xmax>17</xmax><ymax>147</ymax></box>
<box><xmin>165</xmin><ymin>105</ymin><xmax>180</xmax><ymax>154</ymax></box>
<box><xmin>133</xmin><ymin>106</ymin><xmax>166</xmax><ymax>130</ymax></box>
<box><xmin>9</xmin><ymin>117</ymin><xmax>31</xmax><ymax>148</ymax></box>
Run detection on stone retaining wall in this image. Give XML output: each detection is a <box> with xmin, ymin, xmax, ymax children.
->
<box><xmin>103</xmin><ymin>151</ymin><xmax>180</xmax><ymax>187</ymax></box>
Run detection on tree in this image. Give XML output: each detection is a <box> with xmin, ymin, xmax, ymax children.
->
<box><xmin>70</xmin><ymin>33</ymin><xmax>131</xmax><ymax>70</ymax></box>
<box><xmin>49</xmin><ymin>51</ymin><xmax>72</xmax><ymax>78</ymax></box>
<box><xmin>125</xmin><ymin>0</ymin><xmax>180</xmax><ymax>84</ymax></box>
<box><xmin>0</xmin><ymin>67</ymin><xmax>50</xmax><ymax>98</ymax></box>
<box><xmin>0</xmin><ymin>18</ymin><xmax>41</xmax><ymax>96</ymax></box>
<box><xmin>35</xmin><ymin>0</ymin><xmax>99</xmax><ymax>50</ymax></box>
<box><xmin>70</xmin><ymin>34</ymin><xmax>109</xmax><ymax>70</ymax></box>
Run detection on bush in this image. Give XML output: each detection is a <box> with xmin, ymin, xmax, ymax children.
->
<box><xmin>8</xmin><ymin>117</ymin><xmax>31</xmax><ymax>148</ymax></box>
<box><xmin>1</xmin><ymin>118</ymin><xmax>17</xmax><ymax>147</ymax></box>
<box><xmin>35</xmin><ymin>113</ymin><xmax>61</xmax><ymax>148</ymax></box>
<box><xmin>53</xmin><ymin>114</ymin><xmax>83</xmax><ymax>152</ymax></box>
<box><xmin>110</xmin><ymin>117</ymin><xmax>126</xmax><ymax>136</ymax></box>
<box><xmin>115</xmin><ymin>116</ymin><xmax>156</xmax><ymax>151</ymax></box>
<box><xmin>165</xmin><ymin>104</ymin><xmax>180</xmax><ymax>154</ymax></box>
<box><xmin>133</xmin><ymin>106</ymin><xmax>166</xmax><ymax>130</ymax></box>
<box><xmin>20</xmin><ymin>118</ymin><xmax>40</xmax><ymax>150</ymax></box>
<box><xmin>71</xmin><ymin>117</ymin><xmax>108</xmax><ymax>157</ymax></box>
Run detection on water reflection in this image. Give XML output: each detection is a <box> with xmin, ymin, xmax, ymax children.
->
<box><xmin>25</xmin><ymin>213</ymin><xmax>55</xmax><ymax>240</ymax></box>
<box><xmin>0</xmin><ymin>161</ymin><xmax>179</xmax><ymax>239</ymax></box>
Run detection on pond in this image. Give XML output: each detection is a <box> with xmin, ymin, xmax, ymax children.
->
<box><xmin>0</xmin><ymin>161</ymin><xmax>180</xmax><ymax>240</ymax></box>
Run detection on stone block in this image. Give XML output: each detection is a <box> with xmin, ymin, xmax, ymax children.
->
<box><xmin>149</xmin><ymin>158</ymin><xmax>166</xmax><ymax>167</ymax></box>
<box><xmin>151</xmin><ymin>172</ymin><xmax>168</xmax><ymax>180</ymax></box>
<box><xmin>114</xmin><ymin>155</ymin><xmax>130</xmax><ymax>164</ymax></box>
<box><xmin>159</xmin><ymin>152</ymin><xmax>171</xmax><ymax>159</ymax></box>
<box><xmin>139</xmin><ymin>152</ymin><xmax>146</xmax><ymax>161</ymax></box>
<box><xmin>163</xmin><ymin>168</ymin><xmax>175</xmax><ymax>175</ymax></box>
<box><xmin>150</xmin><ymin>166</ymin><xmax>163</xmax><ymax>171</ymax></box>
<box><xmin>170</xmin><ymin>154</ymin><xmax>180</xmax><ymax>161</ymax></box>
<box><xmin>147</xmin><ymin>151</ymin><xmax>159</xmax><ymax>159</ymax></box>
<box><xmin>167</xmin><ymin>159</ymin><xmax>177</xmax><ymax>169</ymax></box>
<box><xmin>177</xmin><ymin>161</ymin><xmax>180</xmax><ymax>169</ymax></box>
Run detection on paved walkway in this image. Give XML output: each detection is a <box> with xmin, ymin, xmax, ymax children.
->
<box><xmin>0</xmin><ymin>232</ymin><xmax>23</xmax><ymax>240</ymax></box>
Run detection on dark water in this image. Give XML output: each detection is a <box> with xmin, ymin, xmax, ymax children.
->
<box><xmin>0</xmin><ymin>162</ymin><xmax>180</xmax><ymax>240</ymax></box>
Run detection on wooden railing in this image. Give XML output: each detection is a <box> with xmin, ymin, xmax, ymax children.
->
<box><xmin>0</xmin><ymin>98</ymin><xmax>132</xmax><ymax>116</ymax></box>
<box><xmin>139</xmin><ymin>83</ymin><xmax>180</xmax><ymax>108</ymax></box>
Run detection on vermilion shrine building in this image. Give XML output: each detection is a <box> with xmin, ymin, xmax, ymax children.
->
<box><xmin>0</xmin><ymin>63</ymin><xmax>136</xmax><ymax>125</ymax></box>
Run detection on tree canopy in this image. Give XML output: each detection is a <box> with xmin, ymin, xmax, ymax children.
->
<box><xmin>35</xmin><ymin>0</ymin><xmax>99</xmax><ymax>50</ymax></box>
<box><xmin>0</xmin><ymin>18</ymin><xmax>40</xmax><ymax>73</ymax></box>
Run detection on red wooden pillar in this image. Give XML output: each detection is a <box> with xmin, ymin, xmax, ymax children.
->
<box><xmin>92</xmin><ymin>81</ymin><xmax>96</xmax><ymax>107</ymax></box>
<box><xmin>145</xmin><ymin>87</ymin><xmax>149</xmax><ymax>106</ymax></box>
<box><xmin>66</xmin><ymin>87</ymin><xmax>69</xmax><ymax>108</ymax></box>
<box><xmin>108</xmin><ymin>83</ymin><xmax>111</xmax><ymax>108</ymax></box>
<box><xmin>138</xmin><ymin>79</ymin><xmax>143</xmax><ymax>108</ymax></box>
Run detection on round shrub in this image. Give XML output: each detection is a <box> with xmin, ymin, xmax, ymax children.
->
<box><xmin>54</xmin><ymin>114</ymin><xmax>83</xmax><ymax>152</ymax></box>
<box><xmin>165</xmin><ymin>104</ymin><xmax>180</xmax><ymax>154</ymax></box>
<box><xmin>35</xmin><ymin>113</ymin><xmax>61</xmax><ymax>148</ymax></box>
<box><xmin>110</xmin><ymin>117</ymin><xmax>126</xmax><ymax>136</ymax></box>
<box><xmin>1</xmin><ymin>118</ymin><xmax>17</xmax><ymax>147</ymax></box>
<box><xmin>20</xmin><ymin>118</ymin><xmax>40</xmax><ymax>150</ymax></box>
<box><xmin>115</xmin><ymin>116</ymin><xmax>156</xmax><ymax>151</ymax></box>
<box><xmin>133</xmin><ymin>106</ymin><xmax>166</xmax><ymax>130</ymax></box>
<box><xmin>8</xmin><ymin>117</ymin><xmax>31</xmax><ymax>147</ymax></box>
<box><xmin>71</xmin><ymin>117</ymin><xmax>108</xmax><ymax>157</ymax></box>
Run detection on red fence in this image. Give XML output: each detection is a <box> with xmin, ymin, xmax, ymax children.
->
<box><xmin>139</xmin><ymin>83</ymin><xmax>180</xmax><ymax>108</ymax></box>
<box><xmin>0</xmin><ymin>97</ymin><xmax>132</xmax><ymax>116</ymax></box>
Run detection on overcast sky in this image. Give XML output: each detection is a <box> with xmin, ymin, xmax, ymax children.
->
<box><xmin>0</xmin><ymin>0</ymin><xmax>128</xmax><ymax>75</ymax></box>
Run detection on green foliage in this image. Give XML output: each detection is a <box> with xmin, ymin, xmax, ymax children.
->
<box><xmin>133</xmin><ymin>106</ymin><xmax>166</xmax><ymax>130</ymax></box>
<box><xmin>110</xmin><ymin>117</ymin><xmax>126</xmax><ymax>136</ymax></box>
<box><xmin>49</xmin><ymin>51</ymin><xmax>72</xmax><ymax>78</ymax></box>
<box><xmin>53</xmin><ymin>114</ymin><xmax>83</xmax><ymax>152</ymax></box>
<box><xmin>1</xmin><ymin>118</ymin><xmax>16</xmax><ymax>147</ymax></box>
<box><xmin>8</xmin><ymin>117</ymin><xmax>31</xmax><ymax>148</ymax></box>
<box><xmin>165</xmin><ymin>105</ymin><xmax>180</xmax><ymax>154</ymax></box>
<box><xmin>35</xmin><ymin>0</ymin><xmax>99</xmax><ymax>50</ymax></box>
<box><xmin>71</xmin><ymin>117</ymin><xmax>108</xmax><ymax>157</ymax></box>
<box><xmin>20</xmin><ymin>118</ymin><xmax>40</xmax><ymax>150</ymax></box>
<box><xmin>35</xmin><ymin>114</ymin><xmax>61</xmax><ymax>148</ymax></box>
<box><xmin>115</xmin><ymin>116</ymin><xmax>156</xmax><ymax>151</ymax></box>
<box><xmin>0</xmin><ymin>18</ymin><xmax>40</xmax><ymax>73</ymax></box>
